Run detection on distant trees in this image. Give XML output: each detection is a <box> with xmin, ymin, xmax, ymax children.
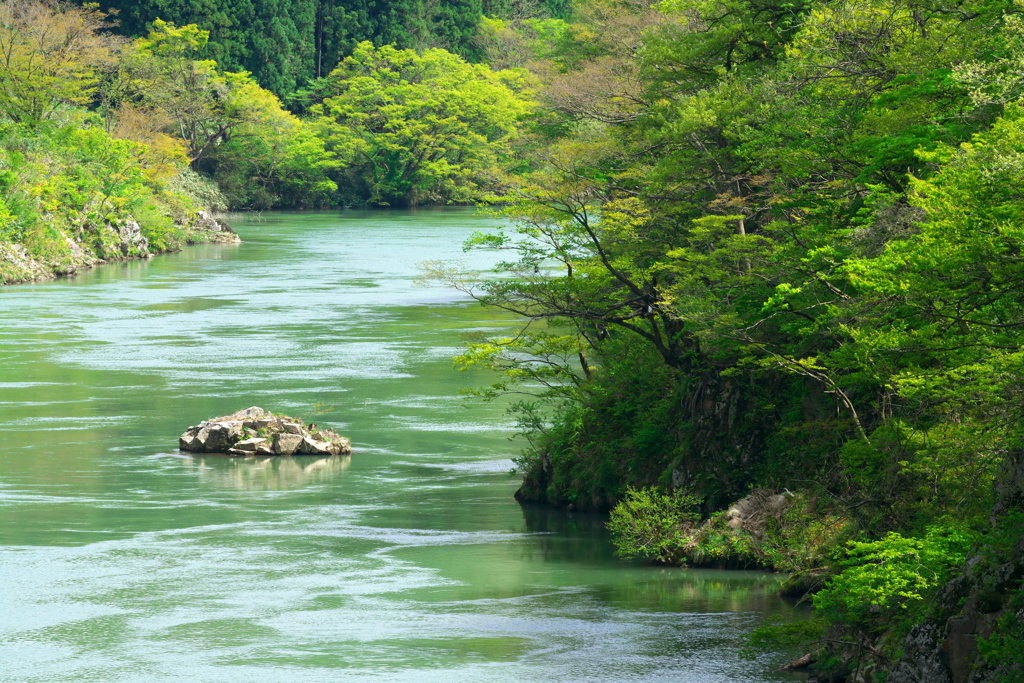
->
<box><xmin>0</xmin><ymin>0</ymin><xmax>535</xmax><ymax>210</ymax></box>
<box><xmin>109</xmin><ymin>19</ymin><xmax>336</xmax><ymax>208</ymax></box>
<box><xmin>0</xmin><ymin>0</ymin><xmax>119</xmax><ymax>125</ymax></box>
<box><xmin>117</xmin><ymin>20</ymin><xmax>293</xmax><ymax>166</ymax></box>
<box><xmin>312</xmin><ymin>42</ymin><xmax>534</xmax><ymax>205</ymax></box>
<box><xmin>78</xmin><ymin>0</ymin><xmax>572</xmax><ymax>97</ymax></box>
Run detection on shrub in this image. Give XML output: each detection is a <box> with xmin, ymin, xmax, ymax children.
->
<box><xmin>607</xmin><ymin>487</ymin><xmax>700</xmax><ymax>564</ymax></box>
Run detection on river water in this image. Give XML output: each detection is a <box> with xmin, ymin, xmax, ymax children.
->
<box><xmin>0</xmin><ymin>209</ymin><xmax>804</xmax><ymax>682</ymax></box>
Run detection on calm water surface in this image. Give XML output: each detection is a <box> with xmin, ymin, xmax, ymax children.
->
<box><xmin>0</xmin><ymin>209</ymin><xmax>804</xmax><ymax>681</ymax></box>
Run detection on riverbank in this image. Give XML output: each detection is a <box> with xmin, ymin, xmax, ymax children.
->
<box><xmin>0</xmin><ymin>211</ymin><xmax>240</xmax><ymax>286</ymax></box>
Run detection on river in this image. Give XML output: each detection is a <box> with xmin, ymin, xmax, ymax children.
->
<box><xmin>0</xmin><ymin>209</ymin><xmax>805</xmax><ymax>682</ymax></box>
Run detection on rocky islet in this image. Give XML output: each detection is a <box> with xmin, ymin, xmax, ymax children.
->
<box><xmin>179</xmin><ymin>406</ymin><xmax>351</xmax><ymax>457</ymax></box>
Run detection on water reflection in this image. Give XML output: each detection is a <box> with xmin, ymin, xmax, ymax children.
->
<box><xmin>519</xmin><ymin>502</ymin><xmax>621</xmax><ymax>564</ymax></box>
<box><xmin>181</xmin><ymin>453</ymin><xmax>351</xmax><ymax>490</ymax></box>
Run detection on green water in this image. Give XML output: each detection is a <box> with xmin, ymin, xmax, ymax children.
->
<box><xmin>0</xmin><ymin>209</ymin><xmax>804</xmax><ymax>682</ymax></box>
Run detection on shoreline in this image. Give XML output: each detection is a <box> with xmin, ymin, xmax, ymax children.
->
<box><xmin>0</xmin><ymin>212</ymin><xmax>241</xmax><ymax>286</ymax></box>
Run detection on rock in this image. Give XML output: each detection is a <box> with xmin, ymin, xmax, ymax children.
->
<box><xmin>212</xmin><ymin>407</ymin><xmax>264</xmax><ymax>422</ymax></box>
<box><xmin>273</xmin><ymin>432</ymin><xmax>303</xmax><ymax>455</ymax></box>
<box><xmin>203</xmin><ymin>421</ymin><xmax>242</xmax><ymax>451</ymax></box>
<box><xmin>779</xmin><ymin>651</ymin><xmax>819</xmax><ymax>672</ymax></box>
<box><xmin>726</xmin><ymin>488</ymin><xmax>791</xmax><ymax>534</ymax></box>
<box><xmin>234</xmin><ymin>438</ymin><xmax>266</xmax><ymax>452</ymax></box>
<box><xmin>116</xmin><ymin>219</ymin><xmax>150</xmax><ymax>257</ymax></box>
<box><xmin>298</xmin><ymin>436</ymin><xmax>337</xmax><ymax>455</ymax></box>
<box><xmin>191</xmin><ymin>427</ymin><xmax>210</xmax><ymax>452</ymax></box>
<box><xmin>0</xmin><ymin>242</ymin><xmax>58</xmax><ymax>284</ymax></box>
<box><xmin>179</xmin><ymin>407</ymin><xmax>352</xmax><ymax>457</ymax></box>
<box><xmin>190</xmin><ymin>211</ymin><xmax>241</xmax><ymax>245</ymax></box>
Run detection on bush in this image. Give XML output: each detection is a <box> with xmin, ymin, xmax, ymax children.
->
<box><xmin>607</xmin><ymin>487</ymin><xmax>701</xmax><ymax>564</ymax></box>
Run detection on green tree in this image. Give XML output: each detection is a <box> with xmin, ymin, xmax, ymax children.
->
<box><xmin>312</xmin><ymin>41</ymin><xmax>534</xmax><ymax>205</ymax></box>
<box><xmin>0</xmin><ymin>0</ymin><xmax>118</xmax><ymax>125</ymax></box>
<box><xmin>122</xmin><ymin>23</ymin><xmax>296</xmax><ymax>155</ymax></box>
<box><xmin>198</xmin><ymin>107</ymin><xmax>337</xmax><ymax>209</ymax></box>
<box><xmin>76</xmin><ymin>0</ymin><xmax>568</xmax><ymax>97</ymax></box>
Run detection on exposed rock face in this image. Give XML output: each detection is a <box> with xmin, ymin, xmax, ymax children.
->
<box><xmin>0</xmin><ymin>242</ymin><xmax>54</xmax><ymax>283</ymax></box>
<box><xmin>190</xmin><ymin>211</ymin><xmax>240</xmax><ymax>245</ymax></box>
<box><xmin>117</xmin><ymin>219</ymin><xmax>150</xmax><ymax>256</ymax></box>
<box><xmin>2</xmin><ymin>211</ymin><xmax>240</xmax><ymax>285</ymax></box>
<box><xmin>179</xmin><ymin>406</ymin><xmax>351</xmax><ymax>457</ymax></box>
<box><xmin>273</xmin><ymin>432</ymin><xmax>303</xmax><ymax>455</ymax></box>
<box><xmin>726</xmin><ymin>488</ymin><xmax>791</xmax><ymax>533</ymax></box>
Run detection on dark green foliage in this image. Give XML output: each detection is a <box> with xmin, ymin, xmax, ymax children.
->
<box><xmin>91</xmin><ymin>0</ymin><xmax>322</xmax><ymax>95</ymax></box>
<box><xmin>84</xmin><ymin>0</ymin><xmax>565</xmax><ymax>97</ymax></box>
<box><xmin>514</xmin><ymin>336</ymin><xmax>689</xmax><ymax>511</ymax></box>
<box><xmin>977</xmin><ymin>511</ymin><xmax>1024</xmax><ymax>681</ymax></box>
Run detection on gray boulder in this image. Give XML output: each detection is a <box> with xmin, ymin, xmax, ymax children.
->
<box><xmin>273</xmin><ymin>433</ymin><xmax>303</xmax><ymax>455</ymax></box>
<box><xmin>178</xmin><ymin>406</ymin><xmax>352</xmax><ymax>457</ymax></box>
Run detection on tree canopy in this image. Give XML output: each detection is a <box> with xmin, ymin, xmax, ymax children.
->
<box><xmin>312</xmin><ymin>41</ymin><xmax>534</xmax><ymax>206</ymax></box>
<box><xmin>0</xmin><ymin>0</ymin><xmax>119</xmax><ymax>125</ymax></box>
<box><xmin>81</xmin><ymin>0</ymin><xmax>571</xmax><ymax>96</ymax></box>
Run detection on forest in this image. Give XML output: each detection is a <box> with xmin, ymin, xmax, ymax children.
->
<box><xmin>2</xmin><ymin>0</ymin><xmax>1023</xmax><ymax>680</ymax></box>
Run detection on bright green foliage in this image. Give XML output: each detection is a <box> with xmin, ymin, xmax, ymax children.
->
<box><xmin>0</xmin><ymin>0</ymin><xmax>117</xmax><ymax>126</ymax></box>
<box><xmin>846</xmin><ymin>108</ymin><xmax>1024</xmax><ymax>409</ymax></box>
<box><xmin>114</xmin><ymin>20</ymin><xmax>335</xmax><ymax>208</ymax></box>
<box><xmin>201</xmin><ymin>116</ymin><xmax>337</xmax><ymax>209</ymax></box>
<box><xmin>607</xmin><ymin>487</ymin><xmax>701</xmax><ymax>563</ymax></box>
<box><xmin>313</xmin><ymin>42</ymin><xmax>533</xmax><ymax>205</ymax></box>
<box><xmin>0</xmin><ymin>117</ymin><xmax>203</xmax><ymax>281</ymax></box>
<box><xmin>452</xmin><ymin>328</ymin><xmax>592</xmax><ymax>402</ymax></box>
<box><xmin>126</xmin><ymin>21</ymin><xmax>289</xmax><ymax>164</ymax></box>
<box><xmin>814</xmin><ymin>527</ymin><xmax>977</xmax><ymax>632</ymax></box>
